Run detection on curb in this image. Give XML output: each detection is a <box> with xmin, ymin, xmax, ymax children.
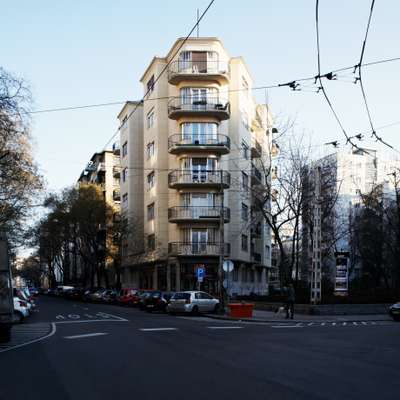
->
<box><xmin>204</xmin><ymin>314</ymin><xmax>392</xmax><ymax>324</ymax></box>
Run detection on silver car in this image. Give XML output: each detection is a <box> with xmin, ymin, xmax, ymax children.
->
<box><xmin>167</xmin><ymin>291</ymin><xmax>220</xmax><ymax>314</ymax></box>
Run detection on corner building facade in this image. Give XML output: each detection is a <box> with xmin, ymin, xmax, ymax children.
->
<box><xmin>119</xmin><ymin>37</ymin><xmax>272</xmax><ymax>296</ymax></box>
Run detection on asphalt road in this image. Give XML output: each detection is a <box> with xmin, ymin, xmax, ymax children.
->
<box><xmin>1</xmin><ymin>296</ymin><xmax>399</xmax><ymax>400</ymax></box>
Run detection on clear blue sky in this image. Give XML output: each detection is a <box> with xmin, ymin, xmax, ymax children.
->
<box><xmin>2</xmin><ymin>0</ymin><xmax>400</xmax><ymax>192</ymax></box>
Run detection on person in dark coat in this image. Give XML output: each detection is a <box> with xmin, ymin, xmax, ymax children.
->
<box><xmin>285</xmin><ymin>284</ymin><xmax>295</xmax><ymax>319</ymax></box>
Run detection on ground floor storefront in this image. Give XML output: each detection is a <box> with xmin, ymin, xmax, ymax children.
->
<box><xmin>121</xmin><ymin>258</ymin><xmax>269</xmax><ymax>296</ymax></box>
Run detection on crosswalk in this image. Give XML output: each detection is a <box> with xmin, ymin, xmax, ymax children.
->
<box><xmin>0</xmin><ymin>323</ymin><xmax>53</xmax><ymax>352</ymax></box>
<box><xmin>272</xmin><ymin>321</ymin><xmax>389</xmax><ymax>328</ymax></box>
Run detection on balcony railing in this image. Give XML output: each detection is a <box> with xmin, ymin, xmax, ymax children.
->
<box><xmin>168</xmin><ymin>206</ymin><xmax>230</xmax><ymax>223</ymax></box>
<box><xmin>168</xmin><ymin>242</ymin><xmax>230</xmax><ymax>257</ymax></box>
<box><xmin>168</xmin><ymin>134</ymin><xmax>230</xmax><ymax>154</ymax></box>
<box><xmin>113</xmin><ymin>165</ymin><xmax>121</xmax><ymax>177</ymax></box>
<box><xmin>168</xmin><ymin>170</ymin><xmax>230</xmax><ymax>188</ymax></box>
<box><xmin>168</xmin><ymin>96</ymin><xmax>230</xmax><ymax>120</ymax></box>
<box><xmin>113</xmin><ymin>190</ymin><xmax>120</xmax><ymax>201</ymax></box>
<box><xmin>251</xmin><ymin>140</ymin><xmax>262</xmax><ymax>158</ymax></box>
<box><xmin>168</xmin><ymin>60</ymin><xmax>229</xmax><ymax>84</ymax></box>
<box><xmin>251</xmin><ymin>164</ymin><xmax>262</xmax><ymax>183</ymax></box>
<box><xmin>251</xmin><ymin>252</ymin><xmax>262</xmax><ymax>263</ymax></box>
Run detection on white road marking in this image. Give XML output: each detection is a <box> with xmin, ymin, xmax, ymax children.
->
<box><xmin>271</xmin><ymin>325</ymin><xmax>302</xmax><ymax>328</ymax></box>
<box><xmin>343</xmin><ymin>322</ymin><xmax>347</xmax><ymax>326</ymax></box>
<box><xmin>139</xmin><ymin>328</ymin><xmax>177</xmax><ymax>332</ymax></box>
<box><xmin>308</xmin><ymin>323</ymin><xmax>314</xmax><ymax>326</ymax></box>
<box><xmin>55</xmin><ymin>319</ymin><xmax>127</xmax><ymax>324</ymax></box>
<box><xmin>332</xmin><ymin>322</ymin><xmax>336</xmax><ymax>326</ymax></box>
<box><xmin>64</xmin><ymin>332</ymin><xmax>108</xmax><ymax>339</ymax></box>
<box><xmin>321</xmin><ymin>323</ymin><xmax>326</xmax><ymax>326</ymax></box>
<box><xmin>207</xmin><ymin>326</ymin><xmax>243</xmax><ymax>330</ymax></box>
<box><xmin>353</xmin><ymin>322</ymin><xmax>358</xmax><ymax>326</ymax></box>
<box><xmin>371</xmin><ymin>322</ymin><xmax>376</xmax><ymax>325</ymax></box>
<box><xmin>56</xmin><ymin>315</ymin><xmax>66</xmax><ymax>320</ymax></box>
<box><xmin>362</xmin><ymin>321</ymin><xmax>368</xmax><ymax>325</ymax></box>
<box><xmin>68</xmin><ymin>314</ymin><xmax>80</xmax><ymax>319</ymax></box>
<box><xmin>0</xmin><ymin>323</ymin><xmax>56</xmax><ymax>354</ymax></box>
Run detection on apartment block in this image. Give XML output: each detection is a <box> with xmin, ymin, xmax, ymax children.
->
<box><xmin>77</xmin><ymin>149</ymin><xmax>121</xmax><ymax>284</ymax></box>
<box><xmin>119</xmin><ymin>37</ymin><xmax>272</xmax><ymax>296</ymax></box>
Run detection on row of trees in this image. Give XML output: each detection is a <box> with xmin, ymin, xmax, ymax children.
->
<box><xmin>29</xmin><ymin>185</ymin><xmax>127</xmax><ymax>289</ymax></box>
<box><xmin>350</xmin><ymin>176</ymin><xmax>400</xmax><ymax>290</ymax></box>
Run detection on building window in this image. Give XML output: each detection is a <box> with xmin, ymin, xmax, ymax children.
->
<box><xmin>241</xmin><ymin>203</ymin><xmax>248</xmax><ymax>221</ymax></box>
<box><xmin>265</xmin><ymin>245</ymin><xmax>270</xmax><ymax>258</ymax></box>
<box><xmin>249</xmin><ymin>269</ymin><xmax>255</xmax><ymax>282</ymax></box>
<box><xmin>242</xmin><ymin>172</ymin><xmax>248</xmax><ymax>190</ymax></box>
<box><xmin>146</xmin><ymin>141</ymin><xmax>155</xmax><ymax>159</ymax></box>
<box><xmin>147</xmin><ymin>234</ymin><xmax>156</xmax><ymax>251</ymax></box>
<box><xmin>122</xmin><ymin>168</ymin><xmax>127</xmax><ymax>183</ymax></box>
<box><xmin>241</xmin><ymin>140</ymin><xmax>249</xmax><ymax>160</ymax></box>
<box><xmin>233</xmin><ymin>267</ymin><xmax>239</xmax><ymax>282</ymax></box>
<box><xmin>147</xmin><ymin>108</ymin><xmax>155</xmax><ymax>129</ymax></box>
<box><xmin>122</xmin><ymin>193</ymin><xmax>128</xmax><ymax>203</ymax></box>
<box><xmin>241</xmin><ymin>235</ymin><xmax>248</xmax><ymax>252</ymax></box>
<box><xmin>242</xmin><ymin>76</ymin><xmax>249</xmax><ymax>96</ymax></box>
<box><xmin>147</xmin><ymin>75</ymin><xmax>155</xmax><ymax>94</ymax></box>
<box><xmin>147</xmin><ymin>171</ymin><xmax>155</xmax><ymax>189</ymax></box>
<box><xmin>122</xmin><ymin>141</ymin><xmax>128</xmax><ymax>157</ymax></box>
<box><xmin>147</xmin><ymin>202</ymin><xmax>155</xmax><ymax>221</ymax></box>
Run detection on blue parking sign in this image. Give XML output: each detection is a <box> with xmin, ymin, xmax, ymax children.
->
<box><xmin>196</xmin><ymin>266</ymin><xmax>205</xmax><ymax>281</ymax></box>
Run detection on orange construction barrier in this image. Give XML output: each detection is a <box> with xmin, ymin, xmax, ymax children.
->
<box><xmin>228</xmin><ymin>303</ymin><xmax>254</xmax><ymax>318</ymax></box>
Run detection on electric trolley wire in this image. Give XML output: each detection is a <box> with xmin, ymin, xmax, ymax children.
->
<box><xmin>27</xmin><ymin>56</ymin><xmax>400</xmax><ymax>115</ymax></box>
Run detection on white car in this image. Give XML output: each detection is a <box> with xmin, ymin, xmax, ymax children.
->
<box><xmin>13</xmin><ymin>297</ymin><xmax>30</xmax><ymax>323</ymax></box>
<box><xmin>167</xmin><ymin>291</ymin><xmax>220</xmax><ymax>315</ymax></box>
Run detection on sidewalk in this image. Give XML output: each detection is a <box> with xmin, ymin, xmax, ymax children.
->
<box><xmin>205</xmin><ymin>309</ymin><xmax>392</xmax><ymax>324</ymax></box>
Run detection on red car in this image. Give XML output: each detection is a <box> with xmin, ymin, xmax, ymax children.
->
<box><xmin>117</xmin><ymin>288</ymin><xmax>142</xmax><ymax>306</ymax></box>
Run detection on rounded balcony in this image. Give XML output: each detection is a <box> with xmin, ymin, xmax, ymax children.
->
<box><xmin>168</xmin><ymin>170</ymin><xmax>230</xmax><ymax>189</ymax></box>
<box><xmin>168</xmin><ymin>60</ymin><xmax>230</xmax><ymax>85</ymax></box>
<box><xmin>168</xmin><ymin>97</ymin><xmax>230</xmax><ymax>121</ymax></box>
<box><xmin>168</xmin><ymin>134</ymin><xmax>230</xmax><ymax>155</ymax></box>
<box><xmin>168</xmin><ymin>242</ymin><xmax>230</xmax><ymax>257</ymax></box>
<box><xmin>168</xmin><ymin>206</ymin><xmax>230</xmax><ymax>223</ymax></box>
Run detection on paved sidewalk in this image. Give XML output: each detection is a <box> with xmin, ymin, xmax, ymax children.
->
<box><xmin>205</xmin><ymin>309</ymin><xmax>392</xmax><ymax>323</ymax></box>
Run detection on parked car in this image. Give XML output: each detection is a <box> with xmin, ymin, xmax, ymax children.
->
<box><xmin>14</xmin><ymin>288</ymin><xmax>35</xmax><ymax>311</ymax></box>
<box><xmin>101</xmin><ymin>289</ymin><xmax>119</xmax><ymax>304</ymax></box>
<box><xmin>28</xmin><ymin>287</ymin><xmax>39</xmax><ymax>297</ymax></box>
<box><xmin>55</xmin><ymin>285</ymin><xmax>75</xmax><ymax>297</ymax></box>
<box><xmin>138</xmin><ymin>290</ymin><xmax>157</xmax><ymax>310</ymax></box>
<box><xmin>117</xmin><ymin>288</ymin><xmax>141</xmax><ymax>306</ymax></box>
<box><xmin>87</xmin><ymin>289</ymin><xmax>107</xmax><ymax>302</ymax></box>
<box><xmin>389</xmin><ymin>302</ymin><xmax>400</xmax><ymax>321</ymax></box>
<box><xmin>144</xmin><ymin>291</ymin><xmax>174</xmax><ymax>313</ymax></box>
<box><xmin>66</xmin><ymin>287</ymin><xmax>85</xmax><ymax>301</ymax></box>
<box><xmin>167</xmin><ymin>291</ymin><xmax>220</xmax><ymax>315</ymax></box>
<box><xmin>13</xmin><ymin>296</ymin><xmax>30</xmax><ymax>323</ymax></box>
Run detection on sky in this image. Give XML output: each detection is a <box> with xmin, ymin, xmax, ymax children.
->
<box><xmin>2</xmin><ymin>0</ymin><xmax>400</xmax><ymax>193</ymax></box>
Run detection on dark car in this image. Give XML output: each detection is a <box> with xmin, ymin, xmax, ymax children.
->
<box><xmin>101</xmin><ymin>289</ymin><xmax>119</xmax><ymax>304</ymax></box>
<box><xmin>389</xmin><ymin>302</ymin><xmax>400</xmax><ymax>321</ymax></box>
<box><xmin>144</xmin><ymin>291</ymin><xmax>174</xmax><ymax>313</ymax></box>
<box><xmin>65</xmin><ymin>287</ymin><xmax>85</xmax><ymax>301</ymax></box>
<box><xmin>138</xmin><ymin>290</ymin><xmax>158</xmax><ymax>310</ymax></box>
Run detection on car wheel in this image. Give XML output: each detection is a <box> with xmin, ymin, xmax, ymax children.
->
<box><xmin>191</xmin><ymin>306</ymin><xmax>199</xmax><ymax>316</ymax></box>
<box><xmin>168</xmin><ymin>311</ymin><xmax>176</xmax><ymax>316</ymax></box>
<box><xmin>392</xmin><ymin>315</ymin><xmax>400</xmax><ymax>322</ymax></box>
<box><xmin>13</xmin><ymin>311</ymin><xmax>24</xmax><ymax>324</ymax></box>
<box><xmin>213</xmin><ymin>304</ymin><xmax>220</xmax><ymax>314</ymax></box>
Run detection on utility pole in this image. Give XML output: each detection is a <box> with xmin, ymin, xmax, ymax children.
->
<box><xmin>218</xmin><ymin>169</ymin><xmax>225</xmax><ymax>313</ymax></box>
<box><xmin>310</xmin><ymin>166</ymin><xmax>322</xmax><ymax>304</ymax></box>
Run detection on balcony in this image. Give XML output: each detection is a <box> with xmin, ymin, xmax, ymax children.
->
<box><xmin>251</xmin><ymin>139</ymin><xmax>262</xmax><ymax>158</ymax></box>
<box><xmin>112</xmin><ymin>142</ymin><xmax>120</xmax><ymax>155</ymax></box>
<box><xmin>113</xmin><ymin>165</ymin><xmax>121</xmax><ymax>177</ymax></box>
<box><xmin>168</xmin><ymin>60</ymin><xmax>230</xmax><ymax>85</ymax></box>
<box><xmin>113</xmin><ymin>189</ymin><xmax>120</xmax><ymax>202</ymax></box>
<box><xmin>251</xmin><ymin>164</ymin><xmax>263</xmax><ymax>184</ymax></box>
<box><xmin>97</xmin><ymin>162</ymin><xmax>106</xmax><ymax>173</ymax></box>
<box><xmin>168</xmin><ymin>97</ymin><xmax>230</xmax><ymax>121</ymax></box>
<box><xmin>168</xmin><ymin>170</ymin><xmax>230</xmax><ymax>189</ymax></box>
<box><xmin>168</xmin><ymin>134</ymin><xmax>230</xmax><ymax>155</ymax></box>
<box><xmin>168</xmin><ymin>242</ymin><xmax>230</xmax><ymax>257</ymax></box>
<box><xmin>168</xmin><ymin>206</ymin><xmax>230</xmax><ymax>223</ymax></box>
<box><xmin>251</xmin><ymin>251</ymin><xmax>262</xmax><ymax>264</ymax></box>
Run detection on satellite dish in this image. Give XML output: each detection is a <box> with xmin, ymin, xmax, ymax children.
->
<box><xmin>223</xmin><ymin>260</ymin><xmax>234</xmax><ymax>272</ymax></box>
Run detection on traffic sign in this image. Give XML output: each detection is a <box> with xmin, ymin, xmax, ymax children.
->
<box><xmin>196</xmin><ymin>265</ymin><xmax>205</xmax><ymax>281</ymax></box>
<box><xmin>223</xmin><ymin>260</ymin><xmax>233</xmax><ymax>272</ymax></box>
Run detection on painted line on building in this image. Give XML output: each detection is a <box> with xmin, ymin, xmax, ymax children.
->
<box><xmin>64</xmin><ymin>332</ymin><xmax>108</xmax><ymax>340</ymax></box>
<box><xmin>139</xmin><ymin>328</ymin><xmax>178</xmax><ymax>332</ymax></box>
<box><xmin>207</xmin><ymin>326</ymin><xmax>243</xmax><ymax>330</ymax></box>
<box><xmin>0</xmin><ymin>323</ymin><xmax>56</xmax><ymax>354</ymax></box>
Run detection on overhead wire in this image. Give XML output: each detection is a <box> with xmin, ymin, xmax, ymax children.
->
<box><xmin>101</xmin><ymin>0</ymin><xmax>216</xmax><ymax>151</ymax></box>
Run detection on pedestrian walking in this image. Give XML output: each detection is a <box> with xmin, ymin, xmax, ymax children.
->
<box><xmin>285</xmin><ymin>283</ymin><xmax>295</xmax><ymax>319</ymax></box>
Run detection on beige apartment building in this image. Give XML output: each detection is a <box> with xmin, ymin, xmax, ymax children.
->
<box><xmin>77</xmin><ymin>148</ymin><xmax>121</xmax><ymax>284</ymax></box>
<box><xmin>119</xmin><ymin>37</ymin><xmax>272</xmax><ymax>296</ymax></box>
